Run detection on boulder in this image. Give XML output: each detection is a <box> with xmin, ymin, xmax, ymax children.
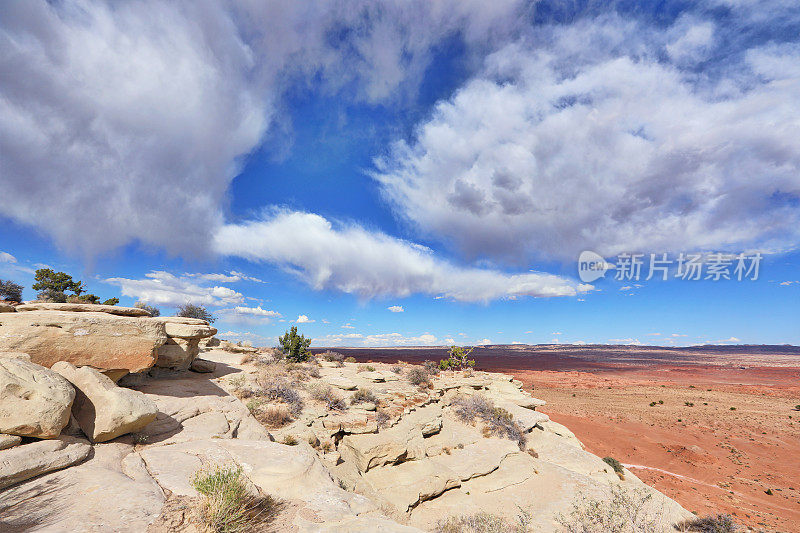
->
<box><xmin>0</xmin><ymin>436</ymin><xmax>91</xmax><ymax>489</ymax></box>
<box><xmin>189</xmin><ymin>358</ymin><xmax>216</xmax><ymax>373</ymax></box>
<box><xmin>0</xmin><ymin>434</ymin><xmax>21</xmax><ymax>450</ymax></box>
<box><xmin>0</xmin><ymin>358</ymin><xmax>75</xmax><ymax>438</ymax></box>
<box><xmin>0</xmin><ymin>302</ymin><xmax>15</xmax><ymax>312</ymax></box>
<box><xmin>0</xmin><ymin>351</ymin><xmax>31</xmax><ymax>361</ymax></box>
<box><xmin>0</xmin><ymin>310</ymin><xmax>168</xmax><ymax>372</ymax></box>
<box><xmin>154</xmin><ymin>317</ymin><xmax>217</xmax><ymax>339</ymax></box>
<box><xmin>155</xmin><ymin>337</ymin><xmax>199</xmax><ymax>369</ymax></box>
<box><xmin>52</xmin><ymin>362</ymin><xmax>158</xmax><ymax>443</ymax></box>
<box><xmin>15</xmin><ymin>302</ymin><xmax>151</xmax><ymax>317</ymax></box>
<box><xmin>326</xmin><ymin>375</ymin><xmax>358</xmax><ymax>391</ymax></box>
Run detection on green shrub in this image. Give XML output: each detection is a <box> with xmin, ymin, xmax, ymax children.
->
<box><xmin>191</xmin><ymin>464</ymin><xmax>280</xmax><ymax>533</ymax></box>
<box><xmin>176</xmin><ymin>302</ymin><xmax>216</xmax><ymax>323</ymax></box>
<box><xmin>135</xmin><ymin>301</ymin><xmax>161</xmax><ymax>316</ymax></box>
<box><xmin>344</xmin><ymin>356</ymin><xmax>357</xmax><ymax>363</ymax></box>
<box><xmin>278</xmin><ymin>326</ymin><xmax>310</xmax><ymax>362</ymax></box>
<box><xmin>102</xmin><ymin>297</ymin><xmax>119</xmax><ymax>306</ymax></box>
<box><xmin>439</xmin><ymin>359</ymin><xmax>451</xmax><ymax>371</ymax></box>
<box><xmin>0</xmin><ymin>279</ymin><xmax>23</xmax><ymax>302</ymax></box>
<box><xmin>447</xmin><ymin>346</ymin><xmax>476</xmax><ymax>370</ymax></box>
<box><xmin>602</xmin><ymin>457</ymin><xmax>624</xmax><ymax>475</ymax></box>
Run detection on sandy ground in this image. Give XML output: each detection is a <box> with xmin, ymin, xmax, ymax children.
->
<box><xmin>326</xmin><ymin>345</ymin><xmax>800</xmax><ymax>532</ymax></box>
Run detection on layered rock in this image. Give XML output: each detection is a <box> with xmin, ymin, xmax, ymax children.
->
<box><xmin>0</xmin><ymin>434</ymin><xmax>21</xmax><ymax>450</ymax></box>
<box><xmin>153</xmin><ymin>317</ymin><xmax>217</xmax><ymax>370</ymax></box>
<box><xmin>0</xmin><ymin>310</ymin><xmax>168</xmax><ymax>372</ymax></box>
<box><xmin>0</xmin><ymin>358</ymin><xmax>75</xmax><ymax>438</ymax></box>
<box><xmin>15</xmin><ymin>302</ymin><xmax>152</xmax><ymax>317</ymax></box>
<box><xmin>53</xmin><ymin>362</ymin><xmax>158</xmax><ymax>442</ymax></box>
<box><xmin>0</xmin><ymin>436</ymin><xmax>91</xmax><ymax>489</ymax></box>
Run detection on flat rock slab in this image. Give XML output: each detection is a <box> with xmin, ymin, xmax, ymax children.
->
<box><xmin>0</xmin><ymin>310</ymin><xmax>167</xmax><ymax>372</ymax></box>
<box><xmin>0</xmin><ymin>434</ymin><xmax>21</xmax><ymax>450</ymax></box>
<box><xmin>0</xmin><ymin>436</ymin><xmax>91</xmax><ymax>489</ymax></box>
<box><xmin>15</xmin><ymin>302</ymin><xmax>151</xmax><ymax>317</ymax></box>
<box><xmin>363</xmin><ymin>458</ymin><xmax>461</xmax><ymax>512</ymax></box>
<box><xmin>0</xmin><ymin>442</ymin><xmax>165</xmax><ymax>532</ymax></box>
<box><xmin>154</xmin><ymin>317</ymin><xmax>217</xmax><ymax>339</ymax></box>
<box><xmin>326</xmin><ymin>375</ymin><xmax>358</xmax><ymax>390</ymax></box>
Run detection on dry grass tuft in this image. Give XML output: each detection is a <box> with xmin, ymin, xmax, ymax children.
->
<box><xmin>309</xmin><ymin>383</ymin><xmax>348</xmax><ymax>411</ymax></box>
<box><xmin>676</xmin><ymin>514</ymin><xmax>737</xmax><ymax>532</ymax></box>
<box><xmin>452</xmin><ymin>395</ymin><xmax>527</xmax><ymax>449</ymax></box>
<box><xmin>191</xmin><ymin>464</ymin><xmax>282</xmax><ymax>533</ymax></box>
<box><xmin>406</xmin><ymin>366</ymin><xmax>432</xmax><ymax>387</ymax></box>
<box><xmin>350</xmin><ymin>387</ymin><xmax>377</xmax><ymax>405</ymax></box>
<box><xmin>434</xmin><ymin>509</ymin><xmax>531</xmax><ymax>533</ymax></box>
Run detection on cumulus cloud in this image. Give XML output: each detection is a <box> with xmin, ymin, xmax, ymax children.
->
<box><xmin>296</xmin><ymin>314</ymin><xmax>314</xmax><ymax>323</ymax></box>
<box><xmin>372</xmin><ymin>15</ymin><xmax>800</xmax><ymax>263</ymax></box>
<box><xmin>609</xmin><ymin>338</ymin><xmax>643</xmax><ymax>345</ymax></box>
<box><xmin>313</xmin><ymin>331</ymin><xmax>438</xmax><ymax>347</ymax></box>
<box><xmin>0</xmin><ymin>251</ymin><xmax>16</xmax><ymax>263</ymax></box>
<box><xmin>105</xmin><ymin>271</ymin><xmax>245</xmax><ymax>307</ymax></box>
<box><xmin>217</xmin><ymin>305</ymin><xmax>281</xmax><ymax>325</ymax></box>
<box><xmin>388</xmin><ymin>305</ymin><xmax>404</xmax><ymax>313</ymax></box>
<box><xmin>0</xmin><ymin>0</ymin><xmax>525</xmax><ymax>258</ymax></box>
<box><xmin>213</xmin><ymin>211</ymin><xmax>590</xmax><ymax>302</ymax></box>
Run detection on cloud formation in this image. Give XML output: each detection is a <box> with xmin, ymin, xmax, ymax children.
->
<box><xmin>388</xmin><ymin>305</ymin><xmax>404</xmax><ymax>313</ymax></box>
<box><xmin>372</xmin><ymin>15</ymin><xmax>800</xmax><ymax>263</ymax></box>
<box><xmin>213</xmin><ymin>211</ymin><xmax>590</xmax><ymax>302</ymax></box>
<box><xmin>105</xmin><ymin>271</ymin><xmax>245</xmax><ymax>307</ymax></box>
<box><xmin>0</xmin><ymin>0</ymin><xmax>525</xmax><ymax>258</ymax></box>
<box><xmin>313</xmin><ymin>331</ymin><xmax>438</xmax><ymax>347</ymax></box>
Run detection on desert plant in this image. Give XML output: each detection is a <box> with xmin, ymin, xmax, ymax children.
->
<box><xmin>321</xmin><ymin>351</ymin><xmax>345</xmax><ymax>367</ymax></box>
<box><xmin>376</xmin><ymin>409</ymin><xmax>390</xmax><ymax>428</ymax></box>
<box><xmin>452</xmin><ymin>395</ymin><xmax>527</xmax><ymax>449</ymax></box>
<box><xmin>309</xmin><ymin>384</ymin><xmax>347</xmax><ymax>411</ymax></box>
<box><xmin>350</xmin><ymin>387</ymin><xmax>377</xmax><ymax>405</ymax></box>
<box><xmin>254</xmin><ymin>374</ymin><xmax>304</xmax><ymax>416</ymax></box>
<box><xmin>556</xmin><ymin>485</ymin><xmax>664</xmax><ymax>533</ymax></box>
<box><xmin>134</xmin><ymin>301</ymin><xmax>161</xmax><ymax>316</ymax></box>
<box><xmin>191</xmin><ymin>464</ymin><xmax>280</xmax><ymax>533</ymax></box>
<box><xmin>434</xmin><ymin>509</ymin><xmax>531</xmax><ymax>533</ymax></box>
<box><xmin>282</xmin><ymin>434</ymin><xmax>298</xmax><ymax>446</ymax></box>
<box><xmin>278</xmin><ymin>326</ymin><xmax>310</xmax><ymax>362</ymax></box>
<box><xmin>102</xmin><ymin>297</ymin><xmax>119</xmax><ymax>305</ymax></box>
<box><xmin>391</xmin><ymin>365</ymin><xmax>403</xmax><ymax>374</ymax></box>
<box><xmin>439</xmin><ymin>359</ymin><xmax>451</xmax><ymax>371</ymax></box>
<box><xmin>176</xmin><ymin>302</ymin><xmax>216</xmax><ymax>323</ymax></box>
<box><xmin>406</xmin><ymin>366</ymin><xmax>432</xmax><ymax>387</ymax></box>
<box><xmin>447</xmin><ymin>346</ymin><xmax>476</xmax><ymax>370</ymax></box>
<box><xmin>676</xmin><ymin>514</ymin><xmax>737</xmax><ymax>532</ymax></box>
<box><xmin>602</xmin><ymin>457</ymin><xmax>625</xmax><ymax>479</ymax></box>
<box><xmin>0</xmin><ymin>279</ymin><xmax>23</xmax><ymax>302</ymax></box>
<box><xmin>344</xmin><ymin>356</ymin><xmax>356</xmax><ymax>363</ymax></box>
<box><xmin>423</xmin><ymin>359</ymin><xmax>441</xmax><ymax>375</ymax></box>
<box><xmin>32</xmin><ymin>268</ymin><xmax>84</xmax><ymax>302</ymax></box>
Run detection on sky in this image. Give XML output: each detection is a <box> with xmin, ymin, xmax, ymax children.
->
<box><xmin>1</xmin><ymin>0</ymin><xmax>799</xmax><ymax>348</ymax></box>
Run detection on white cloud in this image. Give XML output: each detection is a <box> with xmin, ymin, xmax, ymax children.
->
<box><xmin>671</xmin><ymin>333</ymin><xmax>688</xmax><ymax>337</ymax></box>
<box><xmin>608</xmin><ymin>338</ymin><xmax>643</xmax><ymax>345</ymax></box>
<box><xmin>296</xmin><ymin>314</ymin><xmax>314</xmax><ymax>323</ymax></box>
<box><xmin>619</xmin><ymin>286</ymin><xmax>634</xmax><ymax>291</ymax></box>
<box><xmin>0</xmin><ymin>1</ymin><xmax>526</xmax><ymax>258</ymax></box>
<box><xmin>217</xmin><ymin>305</ymin><xmax>281</xmax><ymax>325</ymax></box>
<box><xmin>217</xmin><ymin>330</ymin><xmax>272</xmax><ymax>346</ymax></box>
<box><xmin>716</xmin><ymin>336</ymin><xmax>741</xmax><ymax>343</ymax></box>
<box><xmin>388</xmin><ymin>305</ymin><xmax>404</xmax><ymax>313</ymax></box>
<box><xmin>0</xmin><ymin>251</ymin><xmax>17</xmax><ymax>263</ymax></box>
<box><xmin>105</xmin><ymin>271</ymin><xmax>245</xmax><ymax>307</ymax></box>
<box><xmin>313</xmin><ymin>331</ymin><xmax>438</xmax><ymax>347</ymax></box>
<box><xmin>551</xmin><ymin>331</ymin><xmax>562</xmax><ymax>335</ymax></box>
<box><xmin>342</xmin><ymin>323</ymin><xmax>355</xmax><ymax>329</ymax></box>
<box><xmin>213</xmin><ymin>210</ymin><xmax>590</xmax><ymax>302</ymax></box>
<box><xmin>444</xmin><ymin>337</ymin><xmax>455</xmax><ymax>344</ymax></box>
<box><xmin>371</xmin><ymin>16</ymin><xmax>800</xmax><ymax>263</ymax></box>
<box><xmin>779</xmin><ymin>280</ymin><xmax>797</xmax><ymax>286</ymax></box>
<box><xmin>477</xmin><ymin>338</ymin><xmax>491</xmax><ymax>345</ymax></box>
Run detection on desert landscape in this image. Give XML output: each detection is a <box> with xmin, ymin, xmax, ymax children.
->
<box><xmin>331</xmin><ymin>344</ymin><xmax>800</xmax><ymax>532</ymax></box>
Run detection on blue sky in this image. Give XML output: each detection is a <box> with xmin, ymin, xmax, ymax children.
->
<box><xmin>1</xmin><ymin>0</ymin><xmax>799</xmax><ymax>347</ymax></box>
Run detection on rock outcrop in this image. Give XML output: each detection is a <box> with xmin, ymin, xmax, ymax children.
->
<box><xmin>0</xmin><ymin>434</ymin><xmax>21</xmax><ymax>450</ymax></box>
<box><xmin>0</xmin><ymin>436</ymin><xmax>91</xmax><ymax>489</ymax></box>
<box><xmin>0</xmin><ymin>310</ymin><xmax>168</xmax><ymax>372</ymax></box>
<box><xmin>53</xmin><ymin>362</ymin><xmax>158</xmax><ymax>443</ymax></box>
<box><xmin>15</xmin><ymin>302</ymin><xmax>152</xmax><ymax>317</ymax></box>
<box><xmin>153</xmin><ymin>317</ymin><xmax>217</xmax><ymax>370</ymax></box>
<box><xmin>0</xmin><ymin>358</ymin><xmax>75</xmax><ymax>438</ymax></box>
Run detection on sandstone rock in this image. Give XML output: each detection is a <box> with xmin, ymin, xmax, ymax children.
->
<box><xmin>52</xmin><ymin>362</ymin><xmax>158</xmax><ymax>443</ymax></box>
<box><xmin>363</xmin><ymin>458</ymin><xmax>461</xmax><ymax>511</ymax></box>
<box><xmin>0</xmin><ymin>302</ymin><xmax>15</xmax><ymax>312</ymax></box>
<box><xmin>155</xmin><ymin>317</ymin><xmax>217</xmax><ymax>339</ymax></box>
<box><xmin>499</xmin><ymin>401</ymin><xmax>549</xmax><ymax>432</ymax></box>
<box><xmin>0</xmin><ymin>434</ymin><xmax>21</xmax><ymax>450</ymax></box>
<box><xmin>0</xmin><ymin>351</ymin><xmax>31</xmax><ymax>361</ymax></box>
<box><xmin>326</xmin><ymin>375</ymin><xmax>358</xmax><ymax>390</ymax></box>
<box><xmin>0</xmin><ymin>358</ymin><xmax>75</xmax><ymax>438</ymax></box>
<box><xmin>0</xmin><ymin>442</ymin><xmax>165</xmax><ymax>531</ymax></box>
<box><xmin>16</xmin><ymin>302</ymin><xmax>151</xmax><ymax>317</ymax></box>
<box><xmin>431</xmin><ymin>438</ymin><xmax>521</xmax><ymax>481</ymax></box>
<box><xmin>0</xmin><ymin>310</ymin><xmax>168</xmax><ymax>372</ymax></box>
<box><xmin>155</xmin><ymin>337</ymin><xmax>199</xmax><ymax>369</ymax></box>
<box><xmin>0</xmin><ymin>436</ymin><xmax>91</xmax><ymax>489</ymax></box>
<box><xmin>190</xmin><ymin>358</ymin><xmax>216</xmax><ymax>373</ymax></box>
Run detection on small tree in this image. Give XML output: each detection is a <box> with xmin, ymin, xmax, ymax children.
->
<box><xmin>176</xmin><ymin>302</ymin><xmax>216</xmax><ymax>323</ymax></box>
<box><xmin>135</xmin><ymin>301</ymin><xmax>161</xmax><ymax>317</ymax></box>
<box><xmin>102</xmin><ymin>297</ymin><xmax>119</xmax><ymax>306</ymax></box>
<box><xmin>0</xmin><ymin>279</ymin><xmax>23</xmax><ymax>302</ymax></box>
<box><xmin>278</xmin><ymin>326</ymin><xmax>310</xmax><ymax>362</ymax></box>
<box><xmin>447</xmin><ymin>346</ymin><xmax>475</xmax><ymax>370</ymax></box>
<box><xmin>32</xmin><ymin>268</ymin><xmax>84</xmax><ymax>302</ymax></box>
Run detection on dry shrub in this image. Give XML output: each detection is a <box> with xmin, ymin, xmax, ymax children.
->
<box><xmin>191</xmin><ymin>464</ymin><xmax>281</xmax><ymax>533</ymax></box>
<box><xmin>282</xmin><ymin>434</ymin><xmax>298</xmax><ymax>446</ymax></box>
<box><xmin>321</xmin><ymin>351</ymin><xmax>346</xmax><ymax>367</ymax></box>
<box><xmin>452</xmin><ymin>395</ymin><xmax>526</xmax><ymax>449</ymax></box>
<box><xmin>676</xmin><ymin>514</ymin><xmax>737</xmax><ymax>533</ymax></box>
<box><xmin>344</xmin><ymin>356</ymin><xmax>357</xmax><ymax>363</ymax></box>
<box><xmin>261</xmin><ymin>404</ymin><xmax>292</xmax><ymax>427</ymax></box>
<box><xmin>423</xmin><ymin>360</ymin><xmax>441</xmax><ymax>375</ymax></box>
<box><xmin>253</xmin><ymin>373</ymin><xmax>304</xmax><ymax>416</ymax></box>
<box><xmin>406</xmin><ymin>366</ymin><xmax>432</xmax><ymax>387</ymax></box>
<box><xmin>435</xmin><ymin>509</ymin><xmax>531</xmax><ymax>533</ymax></box>
<box><xmin>309</xmin><ymin>384</ymin><xmax>347</xmax><ymax>411</ymax></box>
<box><xmin>391</xmin><ymin>365</ymin><xmax>403</xmax><ymax>374</ymax></box>
<box><xmin>356</xmin><ymin>364</ymin><xmax>375</xmax><ymax>373</ymax></box>
<box><xmin>350</xmin><ymin>387</ymin><xmax>377</xmax><ymax>405</ymax></box>
<box><xmin>556</xmin><ymin>485</ymin><xmax>666</xmax><ymax>533</ymax></box>
<box><xmin>376</xmin><ymin>409</ymin><xmax>390</xmax><ymax>428</ymax></box>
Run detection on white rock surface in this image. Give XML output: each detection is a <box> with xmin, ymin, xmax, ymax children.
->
<box><xmin>0</xmin><ymin>436</ymin><xmax>91</xmax><ymax>489</ymax></box>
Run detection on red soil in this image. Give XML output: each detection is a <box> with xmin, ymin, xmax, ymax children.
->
<box><xmin>324</xmin><ymin>345</ymin><xmax>800</xmax><ymax>532</ymax></box>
